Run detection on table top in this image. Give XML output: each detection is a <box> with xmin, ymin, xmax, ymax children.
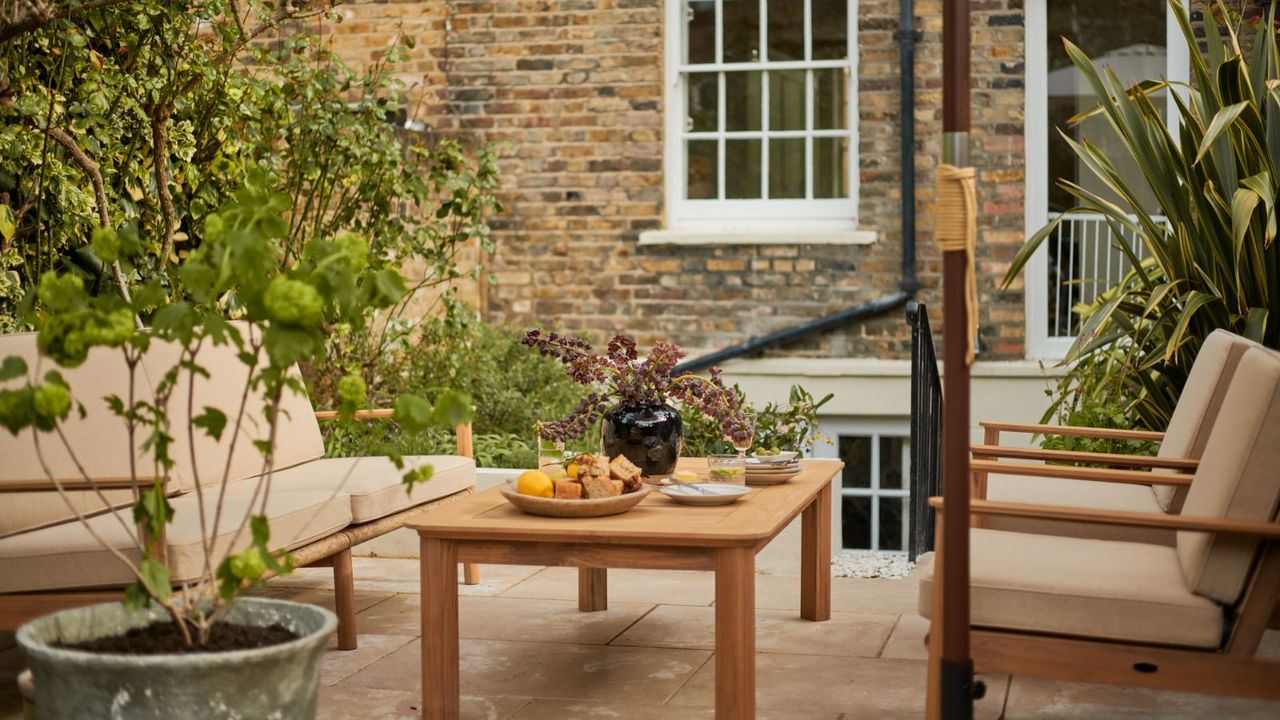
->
<box><xmin>409</xmin><ymin>458</ymin><xmax>843</xmax><ymax>548</ymax></box>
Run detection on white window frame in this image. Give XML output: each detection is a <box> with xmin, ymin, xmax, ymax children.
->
<box><xmin>812</xmin><ymin>418</ymin><xmax>910</xmax><ymax>553</ymax></box>
<box><xmin>660</xmin><ymin>0</ymin><xmax>860</xmax><ymax>234</ymax></box>
<box><xmin>1023</xmin><ymin>0</ymin><xmax>1189</xmax><ymax>359</ymax></box>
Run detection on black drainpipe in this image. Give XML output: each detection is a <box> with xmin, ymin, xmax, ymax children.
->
<box><xmin>675</xmin><ymin>2</ymin><xmax>921</xmax><ymax>374</ymax></box>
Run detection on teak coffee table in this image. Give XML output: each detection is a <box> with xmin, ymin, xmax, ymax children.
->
<box><xmin>409</xmin><ymin>457</ymin><xmax>842</xmax><ymax>720</ymax></box>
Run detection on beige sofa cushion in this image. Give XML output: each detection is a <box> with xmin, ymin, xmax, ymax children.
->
<box><xmin>0</xmin><ymin>334</ymin><xmax>173</xmax><ymax>536</ymax></box>
<box><xmin>0</xmin><ymin>488</ymin><xmax>140</xmax><ymax>540</ymax></box>
<box><xmin>919</xmin><ymin>529</ymin><xmax>1223</xmax><ymax>649</ymax></box>
<box><xmin>140</xmin><ymin>328</ymin><xmax>325</xmax><ymax>490</ymax></box>
<box><xmin>1153</xmin><ymin>330</ymin><xmax>1257</xmax><ymax>511</ymax></box>
<box><xmin>0</xmin><ymin>478</ymin><xmax>351</xmax><ymax>593</ymax></box>
<box><xmin>1177</xmin><ymin>349</ymin><xmax>1280</xmax><ymax>605</ymax></box>
<box><xmin>263</xmin><ymin>455</ymin><xmax>475</xmax><ymax>523</ymax></box>
<box><xmin>984</xmin><ymin>473</ymin><xmax>1174</xmax><ymax>546</ymax></box>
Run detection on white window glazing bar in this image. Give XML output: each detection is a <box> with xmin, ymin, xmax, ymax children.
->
<box><xmin>679</xmin><ymin>59</ymin><xmax>852</xmax><ymax>72</ymax></box>
<box><xmin>717</xmin><ymin>70</ymin><xmax>726</xmax><ymax>200</ymax></box>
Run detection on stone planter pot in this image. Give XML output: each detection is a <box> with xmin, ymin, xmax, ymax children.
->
<box><xmin>601</xmin><ymin>402</ymin><xmax>683</xmax><ymax>476</ymax></box>
<box><xmin>17</xmin><ymin>597</ymin><xmax>335</xmax><ymax>720</ymax></box>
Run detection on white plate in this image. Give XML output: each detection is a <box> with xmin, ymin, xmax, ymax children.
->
<box><xmin>749</xmin><ymin>451</ymin><xmax>799</xmax><ymax>465</ymax></box>
<box><xmin>659</xmin><ymin>483</ymin><xmax>751</xmax><ymax>505</ymax></box>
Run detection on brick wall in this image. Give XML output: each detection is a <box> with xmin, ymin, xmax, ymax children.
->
<box><xmin>325</xmin><ymin>0</ymin><xmax>1035</xmax><ymax>361</ymax></box>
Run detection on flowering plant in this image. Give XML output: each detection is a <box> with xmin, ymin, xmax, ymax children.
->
<box><xmin>521</xmin><ymin>330</ymin><xmax>753</xmax><ymax>445</ymax></box>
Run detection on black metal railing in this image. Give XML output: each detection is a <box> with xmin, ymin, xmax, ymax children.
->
<box><xmin>908</xmin><ymin>301</ymin><xmax>943</xmax><ymax>561</ymax></box>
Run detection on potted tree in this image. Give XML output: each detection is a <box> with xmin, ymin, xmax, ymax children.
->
<box><xmin>522</xmin><ymin>330</ymin><xmax>753</xmax><ymax>476</ymax></box>
<box><xmin>1</xmin><ymin>172</ymin><xmax>466</xmax><ymax>719</ymax></box>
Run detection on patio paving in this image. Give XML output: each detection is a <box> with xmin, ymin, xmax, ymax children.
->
<box><xmin>1</xmin><ymin>556</ymin><xmax>1278</xmax><ymax>718</ymax></box>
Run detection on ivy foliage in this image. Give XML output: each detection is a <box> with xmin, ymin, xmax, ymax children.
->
<box><xmin>0</xmin><ymin>0</ymin><xmax>501</xmax><ymax>339</ymax></box>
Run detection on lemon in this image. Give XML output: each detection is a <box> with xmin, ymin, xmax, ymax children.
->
<box><xmin>672</xmin><ymin>470</ymin><xmax>699</xmax><ymax>483</ymax></box>
<box><xmin>565</xmin><ymin>462</ymin><xmax>579</xmax><ymax>478</ymax></box>
<box><xmin>517</xmin><ymin>470</ymin><xmax>554</xmax><ymax>498</ymax></box>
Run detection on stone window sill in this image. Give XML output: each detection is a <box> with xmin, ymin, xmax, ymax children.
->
<box><xmin>637</xmin><ymin>229</ymin><xmax>879</xmax><ymax>247</ymax></box>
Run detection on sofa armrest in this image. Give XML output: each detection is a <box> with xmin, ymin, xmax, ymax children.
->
<box><xmin>929</xmin><ymin>497</ymin><xmax>1280</xmax><ymax>539</ymax></box>
<box><xmin>970</xmin><ymin>444</ymin><xmax>1196</xmax><ymax>471</ymax></box>
<box><xmin>313</xmin><ymin>408</ymin><xmax>474</xmax><ymax>459</ymax></box>
<box><xmin>969</xmin><ymin>459</ymin><xmax>1192</xmax><ymax>487</ymax></box>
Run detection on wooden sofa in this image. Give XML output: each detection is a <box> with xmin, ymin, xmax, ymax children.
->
<box><xmin>0</xmin><ymin>332</ymin><xmax>478</xmax><ymax>650</ymax></box>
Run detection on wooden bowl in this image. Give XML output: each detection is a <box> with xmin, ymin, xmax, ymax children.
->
<box><xmin>499</xmin><ymin>482</ymin><xmax>652</xmax><ymax>518</ymax></box>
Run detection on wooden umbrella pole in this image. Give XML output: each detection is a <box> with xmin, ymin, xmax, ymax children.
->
<box><xmin>936</xmin><ymin>1</ymin><xmax>979</xmax><ymax>719</ymax></box>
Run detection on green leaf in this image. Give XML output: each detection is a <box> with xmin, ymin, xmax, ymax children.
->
<box><xmin>393</xmin><ymin>393</ymin><xmax>433</xmax><ymax>432</ymax></box>
<box><xmin>91</xmin><ymin>227</ymin><xmax>119</xmax><ymax>263</ymax></box>
<box><xmin>192</xmin><ymin>406</ymin><xmax>228</xmax><ymax>441</ymax></box>
<box><xmin>122</xmin><ymin>581</ymin><xmax>152</xmax><ymax>611</ymax></box>
<box><xmin>138</xmin><ymin>557</ymin><xmax>171</xmax><ymax>601</ymax></box>
<box><xmin>403</xmin><ymin>463</ymin><xmax>434</xmax><ymax>490</ymax></box>
<box><xmin>1195</xmin><ymin>102</ymin><xmax>1248</xmax><ymax>165</ymax></box>
<box><xmin>0</xmin><ymin>205</ymin><xmax>14</xmax><ymax>242</ymax></box>
<box><xmin>431</xmin><ymin>389</ymin><xmax>474</xmax><ymax>429</ymax></box>
<box><xmin>0</xmin><ymin>356</ymin><xmax>27</xmax><ymax>382</ymax></box>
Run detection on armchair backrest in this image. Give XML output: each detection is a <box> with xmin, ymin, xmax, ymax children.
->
<box><xmin>1155</xmin><ymin>330</ymin><xmax>1267</xmax><ymax>511</ymax></box>
<box><xmin>1177</xmin><ymin>348</ymin><xmax>1280</xmax><ymax>606</ymax></box>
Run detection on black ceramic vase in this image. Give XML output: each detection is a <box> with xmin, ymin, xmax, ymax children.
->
<box><xmin>601</xmin><ymin>403</ymin><xmax>683</xmax><ymax>477</ymax></box>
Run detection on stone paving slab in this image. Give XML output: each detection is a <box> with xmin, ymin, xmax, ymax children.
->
<box><xmin>668</xmin><ymin>653</ymin><xmax>1009</xmax><ymax>719</ymax></box>
<box><xmin>501</xmin><ymin>567</ymin><xmax>716</xmax><ymax>606</ymax></box>
<box><xmin>611</xmin><ymin>604</ymin><xmax>898</xmax><ymax>658</ymax></box>
<box><xmin>340</xmin><ymin>637</ymin><xmax>712</xmax><ymax>706</ymax></box>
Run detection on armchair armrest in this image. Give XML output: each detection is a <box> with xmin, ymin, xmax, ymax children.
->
<box><xmin>980</xmin><ymin>421</ymin><xmax>1165</xmax><ymax>443</ymax></box>
<box><xmin>970</xmin><ymin>444</ymin><xmax>1196</xmax><ymax>471</ymax></box>
<box><xmin>969</xmin><ymin>459</ymin><xmax>1192</xmax><ymax>487</ymax></box>
<box><xmin>929</xmin><ymin>497</ymin><xmax>1280</xmax><ymax>539</ymax></box>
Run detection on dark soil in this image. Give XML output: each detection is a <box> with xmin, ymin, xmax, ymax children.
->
<box><xmin>55</xmin><ymin>621</ymin><xmax>298</xmax><ymax>655</ymax></box>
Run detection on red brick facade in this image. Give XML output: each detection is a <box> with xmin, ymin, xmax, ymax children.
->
<box><xmin>325</xmin><ymin>0</ymin><xmax>1036</xmax><ymax>361</ymax></box>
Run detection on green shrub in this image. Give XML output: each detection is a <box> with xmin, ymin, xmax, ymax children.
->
<box><xmin>323</xmin><ymin>421</ymin><xmax>539</xmax><ymax>469</ymax></box>
<box><xmin>681</xmin><ymin>384</ymin><xmax>832</xmax><ymax>457</ymax></box>
<box><xmin>1006</xmin><ymin>3</ymin><xmax>1280</xmax><ymax>430</ymax></box>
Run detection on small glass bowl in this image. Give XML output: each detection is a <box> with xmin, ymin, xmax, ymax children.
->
<box><xmin>707</xmin><ymin>454</ymin><xmax>747</xmax><ymax>486</ymax></box>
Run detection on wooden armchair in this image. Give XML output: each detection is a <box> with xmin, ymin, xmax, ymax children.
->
<box><xmin>922</xmin><ymin>347</ymin><xmax>1280</xmax><ymax>707</ymax></box>
<box><xmin>970</xmin><ymin>330</ymin><xmax>1260</xmax><ymax>542</ymax></box>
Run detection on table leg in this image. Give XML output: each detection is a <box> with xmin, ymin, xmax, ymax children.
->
<box><xmin>578</xmin><ymin>566</ymin><xmax>608</xmax><ymax>612</ymax></box>
<box><xmin>715</xmin><ymin>546</ymin><xmax>755</xmax><ymax>720</ymax></box>
<box><xmin>801</xmin><ymin>477</ymin><xmax>832</xmax><ymax>622</ymax></box>
<box><xmin>421</xmin><ymin>537</ymin><xmax>460</xmax><ymax>720</ymax></box>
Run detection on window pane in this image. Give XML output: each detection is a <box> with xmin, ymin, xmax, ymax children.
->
<box><xmin>839</xmin><ymin>435</ymin><xmax>871</xmax><ymax>489</ymax></box>
<box><xmin>879</xmin><ymin>436</ymin><xmax>906</xmax><ymax>489</ymax></box>
<box><xmin>842</xmin><ymin>496</ymin><xmax>871</xmax><ymax>550</ymax></box>
<box><xmin>724</xmin><ymin>139</ymin><xmax>762</xmax><ymax>199</ymax></box>
<box><xmin>811</xmin><ymin>0</ymin><xmax>848</xmax><ymax>59</ymax></box>
<box><xmin>687</xmin><ymin>140</ymin><xmax>719</xmax><ymax>199</ymax></box>
<box><xmin>769</xmin><ymin>70</ymin><xmax>805</xmax><ymax>131</ymax></box>
<box><xmin>878</xmin><ymin>497</ymin><xmax>904</xmax><ymax>551</ymax></box>
<box><xmin>768</xmin><ymin>138</ymin><xmax>805</xmax><ymax>199</ymax></box>
<box><xmin>687</xmin><ymin>73</ymin><xmax>719</xmax><ymax>132</ymax></box>
<box><xmin>814</xmin><ymin>68</ymin><xmax>847</xmax><ymax>130</ymax></box>
<box><xmin>813</xmin><ymin>137</ymin><xmax>848</xmax><ymax>198</ymax></box>
<box><xmin>766</xmin><ymin>0</ymin><xmax>803</xmax><ymax>61</ymax></box>
<box><xmin>687</xmin><ymin>1</ymin><xmax>717</xmax><ymax>64</ymax></box>
<box><xmin>725</xmin><ymin>71</ymin><xmax>762</xmax><ymax>131</ymax></box>
<box><xmin>722</xmin><ymin>0</ymin><xmax>760</xmax><ymax>63</ymax></box>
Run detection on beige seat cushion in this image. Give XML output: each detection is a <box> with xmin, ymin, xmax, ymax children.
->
<box><xmin>1152</xmin><ymin>329</ymin><xmax>1259</xmax><ymax>511</ymax></box>
<box><xmin>984</xmin><ymin>473</ymin><xmax>1174</xmax><ymax>546</ymax></box>
<box><xmin>918</xmin><ymin>529</ymin><xmax>1223</xmax><ymax>649</ymax></box>
<box><xmin>0</xmin><ymin>334</ymin><xmax>173</xmax><ymax>536</ymax></box>
<box><xmin>1177</xmin><ymin>348</ymin><xmax>1280</xmax><ymax>605</ymax></box>
<box><xmin>0</xmin><ymin>478</ymin><xmax>351</xmax><ymax>593</ymax></box>
<box><xmin>264</xmin><ymin>455</ymin><xmax>476</xmax><ymax>523</ymax></box>
<box><xmin>140</xmin><ymin>327</ymin><xmax>325</xmax><ymax>490</ymax></box>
